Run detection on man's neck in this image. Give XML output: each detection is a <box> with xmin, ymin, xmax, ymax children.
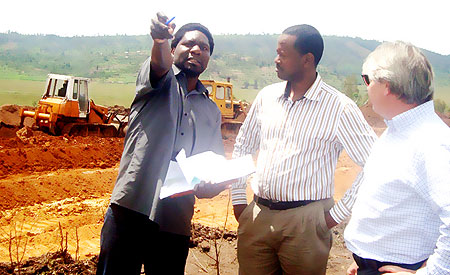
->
<box><xmin>289</xmin><ymin>71</ymin><xmax>317</xmax><ymax>101</ymax></box>
<box><xmin>186</xmin><ymin>76</ymin><xmax>199</xmax><ymax>92</ymax></box>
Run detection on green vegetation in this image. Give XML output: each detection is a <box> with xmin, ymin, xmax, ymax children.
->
<box><xmin>0</xmin><ymin>78</ymin><xmax>136</xmax><ymax>107</ymax></box>
<box><xmin>0</xmin><ymin>79</ymin><xmax>45</xmax><ymax>106</ymax></box>
<box><xmin>0</xmin><ymin>32</ymin><xmax>448</xmax><ymax>108</ymax></box>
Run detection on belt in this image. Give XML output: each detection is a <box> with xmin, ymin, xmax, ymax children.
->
<box><xmin>254</xmin><ymin>195</ymin><xmax>316</xmax><ymax>210</ymax></box>
<box><xmin>352</xmin><ymin>254</ymin><xmax>427</xmax><ymax>272</ymax></box>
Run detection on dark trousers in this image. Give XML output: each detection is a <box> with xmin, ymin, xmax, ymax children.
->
<box><xmin>353</xmin><ymin>254</ymin><xmax>427</xmax><ymax>275</ymax></box>
<box><xmin>144</xmin><ymin>231</ymin><xmax>190</xmax><ymax>274</ymax></box>
<box><xmin>96</xmin><ymin>204</ymin><xmax>190</xmax><ymax>275</ymax></box>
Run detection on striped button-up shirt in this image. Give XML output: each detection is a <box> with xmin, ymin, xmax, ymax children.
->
<box><xmin>231</xmin><ymin>74</ymin><xmax>377</xmax><ymax>223</ymax></box>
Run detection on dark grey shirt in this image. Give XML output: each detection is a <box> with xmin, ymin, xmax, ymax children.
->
<box><xmin>110</xmin><ymin>57</ymin><xmax>224</xmax><ymax>236</ymax></box>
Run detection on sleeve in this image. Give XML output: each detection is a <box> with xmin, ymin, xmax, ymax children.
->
<box><xmin>231</xmin><ymin>93</ymin><xmax>262</xmax><ymax>205</ymax></box>
<box><xmin>414</xmin><ymin>141</ymin><xmax>450</xmax><ymax>275</ymax></box>
<box><xmin>329</xmin><ymin>100</ymin><xmax>377</xmax><ymax>223</ymax></box>
<box><xmin>132</xmin><ymin>57</ymin><xmax>174</xmax><ymax>104</ymax></box>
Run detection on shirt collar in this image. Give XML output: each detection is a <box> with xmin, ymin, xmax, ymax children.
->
<box><xmin>280</xmin><ymin>73</ymin><xmax>323</xmax><ymax>101</ymax></box>
<box><xmin>173</xmin><ymin>65</ymin><xmax>209</xmax><ymax>96</ymax></box>
<box><xmin>385</xmin><ymin>100</ymin><xmax>435</xmax><ymax>131</ymax></box>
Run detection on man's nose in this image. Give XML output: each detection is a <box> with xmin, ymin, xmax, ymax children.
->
<box><xmin>190</xmin><ymin>44</ymin><xmax>201</xmax><ymax>54</ymax></box>
<box><xmin>274</xmin><ymin>56</ymin><xmax>280</xmax><ymax>64</ymax></box>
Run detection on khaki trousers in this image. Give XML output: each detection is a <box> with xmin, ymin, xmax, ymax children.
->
<box><xmin>237</xmin><ymin>198</ymin><xmax>334</xmax><ymax>275</ymax></box>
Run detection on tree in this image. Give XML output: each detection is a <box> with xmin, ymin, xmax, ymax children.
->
<box><xmin>434</xmin><ymin>98</ymin><xmax>448</xmax><ymax>114</ymax></box>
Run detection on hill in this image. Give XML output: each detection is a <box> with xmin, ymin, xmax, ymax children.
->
<box><xmin>0</xmin><ymin>32</ymin><xmax>449</xmax><ymax>106</ymax></box>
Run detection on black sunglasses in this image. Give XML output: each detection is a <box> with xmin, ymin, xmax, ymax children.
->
<box><xmin>361</xmin><ymin>75</ymin><xmax>370</xmax><ymax>86</ymax></box>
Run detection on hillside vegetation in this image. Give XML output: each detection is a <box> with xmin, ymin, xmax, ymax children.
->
<box><xmin>0</xmin><ymin>32</ymin><xmax>449</xmax><ymax>109</ymax></box>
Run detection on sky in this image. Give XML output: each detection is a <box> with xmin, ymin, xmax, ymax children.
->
<box><xmin>1</xmin><ymin>0</ymin><xmax>449</xmax><ymax>55</ymax></box>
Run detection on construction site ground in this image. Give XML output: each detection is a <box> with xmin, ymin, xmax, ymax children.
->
<box><xmin>0</xmin><ymin>103</ymin><xmax>448</xmax><ymax>274</ymax></box>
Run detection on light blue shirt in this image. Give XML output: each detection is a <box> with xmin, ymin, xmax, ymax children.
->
<box><xmin>344</xmin><ymin>101</ymin><xmax>450</xmax><ymax>274</ymax></box>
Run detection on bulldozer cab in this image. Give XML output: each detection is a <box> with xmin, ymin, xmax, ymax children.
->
<box><xmin>44</xmin><ymin>74</ymin><xmax>90</xmax><ymax>118</ymax></box>
<box><xmin>201</xmin><ymin>79</ymin><xmax>249</xmax><ymax>139</ymax></box>
<box><xmin>201</xmin><ymin>80</ymin><xmax>234</xmax><ymax>119</ymax></box>
<box><xmin>73</xmin><ymin>79</ymin><xmax>89</xmax><ymax>118</ymax></box>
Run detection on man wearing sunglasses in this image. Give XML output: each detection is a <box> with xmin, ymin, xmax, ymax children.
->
<box><xmin>345</xmin><ymin>41</ymin><xmax>450</xmax><ymax>275</ymax></box>
<box><xmin>231</xmin><ymin>24</ymin><xmax>377</xmax><ymax>274</ymax></box>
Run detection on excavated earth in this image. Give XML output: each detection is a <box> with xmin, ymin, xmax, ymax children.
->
<box><xmin>0</xmin><ymin>103</ymin><xmax>448</xmax><ymax>274</ymax></box>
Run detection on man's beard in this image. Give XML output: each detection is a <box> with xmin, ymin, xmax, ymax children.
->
<box><xmin>175</xmin><ymin>61</ymin><xmax>204</xmax><ymax>78</ymax></box>
<box><xmin>183</xmin><ymin>68</ymin><xmax>202</xmax><ymax>78</ymax></box>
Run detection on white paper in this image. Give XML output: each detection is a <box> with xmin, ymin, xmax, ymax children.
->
<box><xmin>158</xmin><ymin>160</ymin><xmax>195</xmax><ymax>199</ymax></box>
<box><xmin>159</xmin><ymin>149</ymin><xmax>255</xmax><ymax>199</ymax></box>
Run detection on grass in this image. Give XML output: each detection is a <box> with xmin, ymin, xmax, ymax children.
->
<box><xmin>435</xmin><ymin>85</ymin><xmax>450</xmax><ymax>104</ymax></box>
<box><xmin>1</xmin><ymin>78</ymin><xmax>449</xmax><ymax>109</ymax></box>
<box><xmin>88</xmin><ymin>82</ymin><xmax>135</xmax><ymax>107</ymax></box>
<box><xmin>0</xmin><ymin>79</ymin><xmax>135</xmax><ymax>107</ymax></box>
<box><xmin>0</xmin><ymin>79</ymin><xmax>45</xmax><ymax>107</ymax></box>
<box><xmin>233</xmin><ymin>88</ymin><xmax>260</xmax><ymax>103</ymax></box>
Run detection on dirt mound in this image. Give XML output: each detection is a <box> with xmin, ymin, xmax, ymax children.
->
<box><xmin>0</xmin><ymin>129</ymin><xmax>124</xmax><ymax>177</ymax></box>
<box><xmin>0</xmin><ymin>104</ymin><xmax>34</xmax><ymax>128</ymax></box>
<box><xmin>108</xmin><ymin>105</ymin><xmax>130</xmax><ymax>116</ymax></box>
<box><xmin>0</xmin><ymin>105</ymin><xmax>22</xmax><ymax>126</ymax></box>
<box><xmin>0</xmin><ymin>251</ymin><xmax>97</xmax><ymax>275</ymax></box>
<box><xmin>190</xmin><ymin>223</ymin><xmax>237</xmax><ymax>252</ymax></box>
<box><xmin>0</xmin><ymin>124</ymin><xmax>19</xmax><ymax>139</ymax></box>
<box><xmin>0</xmin><ymin>224</ymin><xmax>236</xmax><ymax>275</ymax></box>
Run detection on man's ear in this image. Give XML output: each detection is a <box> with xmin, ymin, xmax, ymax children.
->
<box><xmin>304</xmin><ymin>53</ymin><xmax>315</xmax><ymax>67</ymax></box>
<box><xmin>383</xmin><ymin>82</ymin><xmax>391</xmax><ymax>96</ymax></box>
<box><xmin>171</xmin><ymin>47</ymin><xmax>175</xmax><ymax>55</ymax></box>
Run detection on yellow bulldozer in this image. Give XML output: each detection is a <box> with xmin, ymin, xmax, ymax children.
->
<box><xmin>201</xmin><ymin>79</ymin><xmax>249</xmax><ymax>138</ymax></box>
<box><xmin>20</xmin><ymin>74</ymin><xmax>248</xmax><ymax>139</ymax></box>
<box><xmin>20</xmin><ymin>74</ymin><xmax>128</xmax><ymax>137</ymax></box>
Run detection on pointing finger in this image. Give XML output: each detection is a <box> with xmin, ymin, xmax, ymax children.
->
<box><xmin>156</xmin><ymin>12</ymin><xmax>168</xmax><ymax>24</ymax></box>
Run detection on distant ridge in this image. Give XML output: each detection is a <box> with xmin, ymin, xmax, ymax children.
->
<box><xmin>0</xmin><ymin>32</ymin><xmax>448</xmax><ymax>98</ymax></box>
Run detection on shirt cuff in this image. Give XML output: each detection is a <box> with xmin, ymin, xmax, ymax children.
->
<box><xmin>329</xmin><ymin>200</ymin><xmax>351</xmax><ymax>224</ymax></box>
<box><xmin>231</xmin><ymin>187</ymin><xmax>248</xmax><ymax>205</ymax></box>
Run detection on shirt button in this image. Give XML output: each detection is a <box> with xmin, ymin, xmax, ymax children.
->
<box><xmin>184</xmin><ymin>113</ymin><xmax>188</xmax><ymax>116</ymax></box>
<box><xmin>181</xmin><ymin>133</ymin><xmax>184</xmax><ymax>136</ymax></box>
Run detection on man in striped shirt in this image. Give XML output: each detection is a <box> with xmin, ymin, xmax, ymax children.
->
<box><xmin>231</xmin><ymin>24</ymin><xmax>377</xmax><ymax>274</ymax></box>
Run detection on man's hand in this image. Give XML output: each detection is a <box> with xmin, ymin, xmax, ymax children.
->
<box><xmin>379</xmin><ymin>265</ymin><xmax>416</xmax><ymax>274</ymax></box>
<box><xmin>194</xmin><ymin>180</ymin><xmax>234</xmax><ymax>199</ymax></box>
<box><xmin>324</xmin><ymin>211</ymin><xmax>338</xmax><ymax>229</ymax></box>
<box><xmin>150</xmin><ymin>12</ymin><xmax>175</xmax><ymax>42</ymax></box>
<box><xmin>150</xmin><ymin>12</ymin><xmax>176</xmax><ymax>79</ymax></box>
<box><xmin>346</xmin><ymin>261</ymin><xmax>358</xmax><ymax>275</ymax></box>
<box><xmin>233</xmin><ymin>204</ymin><xmax>247</xmax><ymax>221</ymax></box>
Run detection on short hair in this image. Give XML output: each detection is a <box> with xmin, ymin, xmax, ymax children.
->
<box><xmin>171</xmin><ymin>23</ymin><xmax>214</xmax><ymax>55</ymax></box>
<box><xmin>362</xmin><ymin>41</ymin><xmax>434</xmax><ymax>105</ymax></box>
<box><xmin>282</xmin><ymin>24</ymin><xmax>324</xmax><ymax>67</ymax></box>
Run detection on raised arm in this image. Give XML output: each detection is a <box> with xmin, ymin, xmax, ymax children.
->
<box><xmin>150</xmin><ymin>12</ymin><xmax>176</xmax><ymax>80</ymax></box>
